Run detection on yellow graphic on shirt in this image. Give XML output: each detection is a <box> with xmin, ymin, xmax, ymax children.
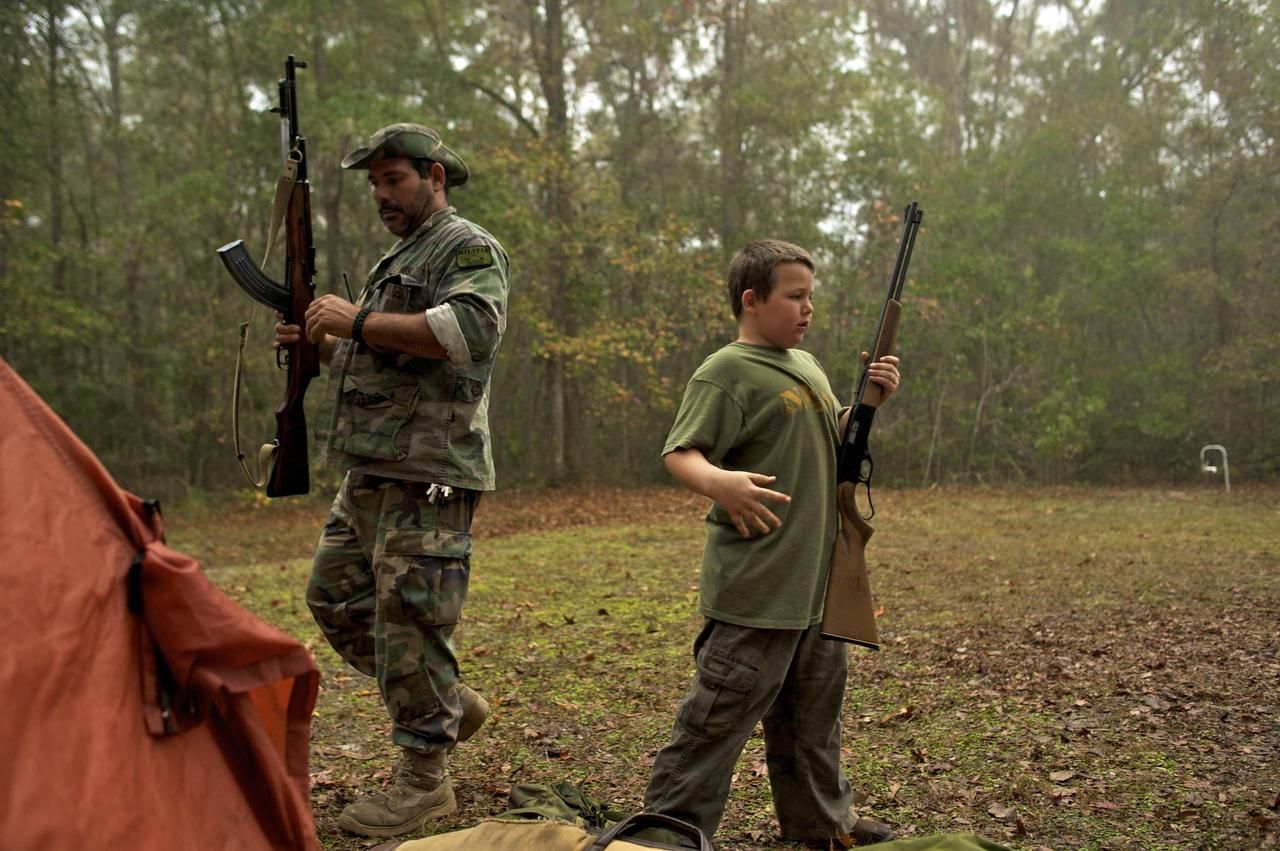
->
<box><xmin>779</xmin><ymin>384</ymin><xmax>834</xmax><ymax>415</ymax></box>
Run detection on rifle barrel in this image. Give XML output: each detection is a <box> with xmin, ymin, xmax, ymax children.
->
<box><xmin>888</xmin><ymin>202</ymin><xmax>922</xmax><ymax>301</ymax></box>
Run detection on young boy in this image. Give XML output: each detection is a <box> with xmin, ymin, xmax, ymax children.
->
<box><xmin>643</xmin><ymin>239</ymin><xmax>900</xmax><ymax>847</ymax></box>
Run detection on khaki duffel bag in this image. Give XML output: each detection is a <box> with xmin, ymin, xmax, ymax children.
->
<box><xmin>379</xmin><ymin>822</ymin><xmax>1017</xmax><ymax>851</ymax></box>
<box><xmin>376</xmin><ymin>812</ymin><xmax>712</xmax><ymax>850</ymax></box>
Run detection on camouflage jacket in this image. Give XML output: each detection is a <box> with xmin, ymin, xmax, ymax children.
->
<box><xmin>315</xmin><ymin>206</ymin><xmax>509</xmax><ymax>490</ymax></box>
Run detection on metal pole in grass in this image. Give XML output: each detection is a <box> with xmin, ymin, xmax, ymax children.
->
<box><xmin>1199</xmin><ymin>444</ymin><xmax>1231</xmax><ymax>493</ymax></box>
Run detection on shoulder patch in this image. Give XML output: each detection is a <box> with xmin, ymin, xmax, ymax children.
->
<box><xmin>455</xmin><ymin>244</ymin><xmax>494</xmax><ymax>269</ymax></box>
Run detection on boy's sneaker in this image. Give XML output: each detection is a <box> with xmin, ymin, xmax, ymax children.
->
<box><xmin>798</xmin><ymin>815</ymin><xmax>896</xmax><ymax>848</ymax></box>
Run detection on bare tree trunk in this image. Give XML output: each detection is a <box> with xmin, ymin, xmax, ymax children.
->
<box><xmin>310</xmin><ymin>30</ymin><xmax>345</xmax><ymax>296</ymax></box>
<box><xmin>964</xmin><ymin>332</ymin><xmax>989</xmax><ymax>477</ymax></box>
<box><xmin>717</xmin><ymin>0</ymin><xmax>750</xmax><ymax>255</ymax></box>
<box><xmin>548</xmin><ymin>356</ymin><xmax>566</xmax><ymax>479</ymax></box>
<box><xmin>922</xmin><ymin>378</ymin><xmax>948</xmax><ymax>485</ymax></box>
<box><xmin>99</xmin><ymin>3</ymin><xmax>142</xmax><ymax>416</ymax></box>
<box><xmin>44</xmin><ymin>1</ymin><xmax>66</xmax><ymax>294</ymax></box>
<box><xmin>529</xmin><ymin>0</ymin><xmax>575</xmax><ymax>482</ymax></box>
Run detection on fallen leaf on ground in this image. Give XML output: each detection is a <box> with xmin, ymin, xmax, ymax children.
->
<box><xmin>988</xmin><ymin>803</ymin><xmax>1016</xmax><ymax>822</ymax></box>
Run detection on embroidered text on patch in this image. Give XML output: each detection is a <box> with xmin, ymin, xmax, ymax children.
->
<box><xmin>456</xmin><ymin>245</ymin><xmax>494</xmax><ymax>269</ymax></box>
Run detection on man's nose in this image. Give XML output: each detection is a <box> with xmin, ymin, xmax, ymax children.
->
<box><xmin>371</xmin><ymin>184</ymin><xmax>391</xmax><ymax>204</ymax></box>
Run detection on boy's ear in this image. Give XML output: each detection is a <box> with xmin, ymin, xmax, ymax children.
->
<box><xmin>741</xmin><ymin>288</ymin><xmax>758</xmax><ymax>314</ymax></box>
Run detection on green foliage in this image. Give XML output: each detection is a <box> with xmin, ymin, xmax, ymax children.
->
<box><xmin>2</xmin><ymin>0</ymin><xmax>1277</xmax><ymax>496</ymax></box>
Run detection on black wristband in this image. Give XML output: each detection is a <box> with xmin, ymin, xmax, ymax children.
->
<box><xmin>351</xmin><ymin>305</ymin><xmax>372</xmax><ymax>346</ymax></box>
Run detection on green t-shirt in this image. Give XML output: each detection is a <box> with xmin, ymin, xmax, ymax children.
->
<box><xmin>663</xmin><ymin>342</ymin><xmax>841</xmax><ymax>629</ymax></box>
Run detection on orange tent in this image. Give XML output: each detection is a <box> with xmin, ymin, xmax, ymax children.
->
<box><xmin>0</xmin><ymin>358</ymin><xmax>320</xmax><ymax>850</ymax></box>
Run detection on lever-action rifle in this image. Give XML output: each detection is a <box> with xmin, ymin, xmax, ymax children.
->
<box><xmin>821</xmin><ymin>201</ymin><xmax>923</xmax><ymax>648</ymax></box>
<box><xmin>216</xmin><ymin>55</ymin><xmax>319</xmax><ymax>497</ymax></box>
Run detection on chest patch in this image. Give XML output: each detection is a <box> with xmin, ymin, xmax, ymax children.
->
<box><xmin>456</xmin><ymin>245</ymin><xmax>494</xmax><ymax>269</ymax></box>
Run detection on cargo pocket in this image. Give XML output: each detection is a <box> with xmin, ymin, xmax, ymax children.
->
<box><xmin>382</xmin><ymin>526</ymin><xmax>472</xmax><ymax>626</ymax></box>
<box><xmin>332</xmin><ymin>376</ymin><xmax>419</xmax><ymax>461</ymax></box>
<box><xmin>679</xmin><ymin>639</ymin><xmax>760</xmax><ymax>739</ymax></box>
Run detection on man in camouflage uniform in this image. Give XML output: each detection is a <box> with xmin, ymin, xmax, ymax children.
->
<box><xmin>275</xmin><ymin>124</ymin><xmax>509</xmax><ymax>838</ymax></box>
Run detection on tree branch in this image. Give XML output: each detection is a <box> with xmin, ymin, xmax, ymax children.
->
<box><xmin>420</xmin><ymin>0</ymin><xmax>543</xmax><ymax>139</ymax></box>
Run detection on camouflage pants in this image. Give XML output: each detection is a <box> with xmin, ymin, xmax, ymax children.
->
<box><xmin>307</xmin><ymin>472</ymin><xmax>480</xmax><ymax>755</ymax></box>
<box><xmin>643</xmin><ymin>619</ymin><xmax>856</xmax><ymax>840</ymax></box>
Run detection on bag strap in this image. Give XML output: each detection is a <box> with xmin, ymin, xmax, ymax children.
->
<box><xmin>589</xmin><ymin>812</ymin><xmax>713</xmax><ymax>850</ymax></box>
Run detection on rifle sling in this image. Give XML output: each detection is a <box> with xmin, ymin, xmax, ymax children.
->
<box><xmin>232</xmin><ymin>317</ymin><xmax>278</xmax><ymax>490</ymax></box>
<box><xmin>228</xmin><ymin>148</ymin><xmax>300</xmax><ymax>492</ymax></box>
<box><xmin>261</xmin><ymin>151</ymin><xmax>300</xmax><ymax>269</ymax></box>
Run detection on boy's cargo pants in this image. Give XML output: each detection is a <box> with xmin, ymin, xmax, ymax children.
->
<box><xmin>644</xmin><ymin>619</ymin><xmax>857</xmax><ymax>840</ymax></box>
<box><xmin>306</xmin><ymin>472</ymin><xmax>480</xmax><ymax>755</ymax></box>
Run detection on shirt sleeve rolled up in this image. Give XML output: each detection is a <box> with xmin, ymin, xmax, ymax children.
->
<box><xmin>423</xmin><ymin>240</ymin><xmax>509</xmax><ymax>364</ymax></box>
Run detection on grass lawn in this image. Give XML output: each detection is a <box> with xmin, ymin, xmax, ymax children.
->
<box><xmin>170</xmin><ymin>484</ymin><xmax>1280</xmax><ymax>851</ymax></box>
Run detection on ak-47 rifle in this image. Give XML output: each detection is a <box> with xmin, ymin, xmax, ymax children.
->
<box><xmin>216</xmin><ymin>55</ymin><xmax>319</xmax><ymax>497</ymax></box>
<box><xmin>821</xmin><ymin>201</ymin><xmax>923</xmax><ymax>648</ymax></box>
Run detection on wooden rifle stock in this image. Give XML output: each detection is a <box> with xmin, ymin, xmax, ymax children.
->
<box><xmin>821</xmin><ymin>201</ymin><xmax>923</xmax><ymax>647</ymax></box>
<box><xmin>822</xmin><ymin>482</ymin><xmax>880</xmax><ymax>649</ymax></box>
<box><xmin>268</xmin><ymin>173</ymin><xmax>319</xmax><ymax>497</ymax></box>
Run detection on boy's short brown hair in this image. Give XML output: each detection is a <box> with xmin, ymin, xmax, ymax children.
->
<box><xmin>727</xmin><ymin>239</ymin><xmax>815</xmax><ymax>319</ymax></box>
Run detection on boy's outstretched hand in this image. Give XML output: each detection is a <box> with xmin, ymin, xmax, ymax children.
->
<box><xmin>711</xmin><ymin>470</ymin><xmax>792</xmax><ymax>538</ymax></box>
<box><xmin>664</xmin><ymin>448</ymin><xmax>791</xmax><ymax>538</ymax></box>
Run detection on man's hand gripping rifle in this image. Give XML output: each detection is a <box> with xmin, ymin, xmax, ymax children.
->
<box><xmin>821</xmin><ymin>201</ymin><xmax>923</xmax><ymax>648</ymax></box>
<box><xmin>216</xmin><ymin>55</ymin><xmax>319</xmax><ymax>497</ymax></box>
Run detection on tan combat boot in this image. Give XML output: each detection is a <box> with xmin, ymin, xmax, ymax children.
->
<box><xmin>455</xmin><ymin>682</ymin><xmax>489</xmax><ymax>746</ymax></box>
<box><xmin>337</xmin><ymin>750</ymin><xmax>455</xmax><ymax>837</ymax></box>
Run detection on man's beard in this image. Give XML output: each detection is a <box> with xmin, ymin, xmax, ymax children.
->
<box><xmin>379</xmin><ymin>203</ymin><xmax>413</xmax><ymax>236</ymax></box>
<box><xmin>379</xmin><ymin>185</ymin><xmax>431</xmax><ymax>237</ymax></box>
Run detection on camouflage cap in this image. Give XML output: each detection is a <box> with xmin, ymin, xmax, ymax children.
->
<box><xmin>341</xmin><ymin>123</ymin><xmax>470</xmax><ymax>187</ymax></box>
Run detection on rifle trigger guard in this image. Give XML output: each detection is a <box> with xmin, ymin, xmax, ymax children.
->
<box><xmin>856</xmin><ymin>454</ymin><xmax>876</xmax><ymax>521</ymax></box>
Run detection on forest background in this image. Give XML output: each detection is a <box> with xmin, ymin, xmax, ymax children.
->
<box><xmin>1</xmin><ymin>0</ymin><xmax>1276</xmax><ymax>500</ymax></box>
